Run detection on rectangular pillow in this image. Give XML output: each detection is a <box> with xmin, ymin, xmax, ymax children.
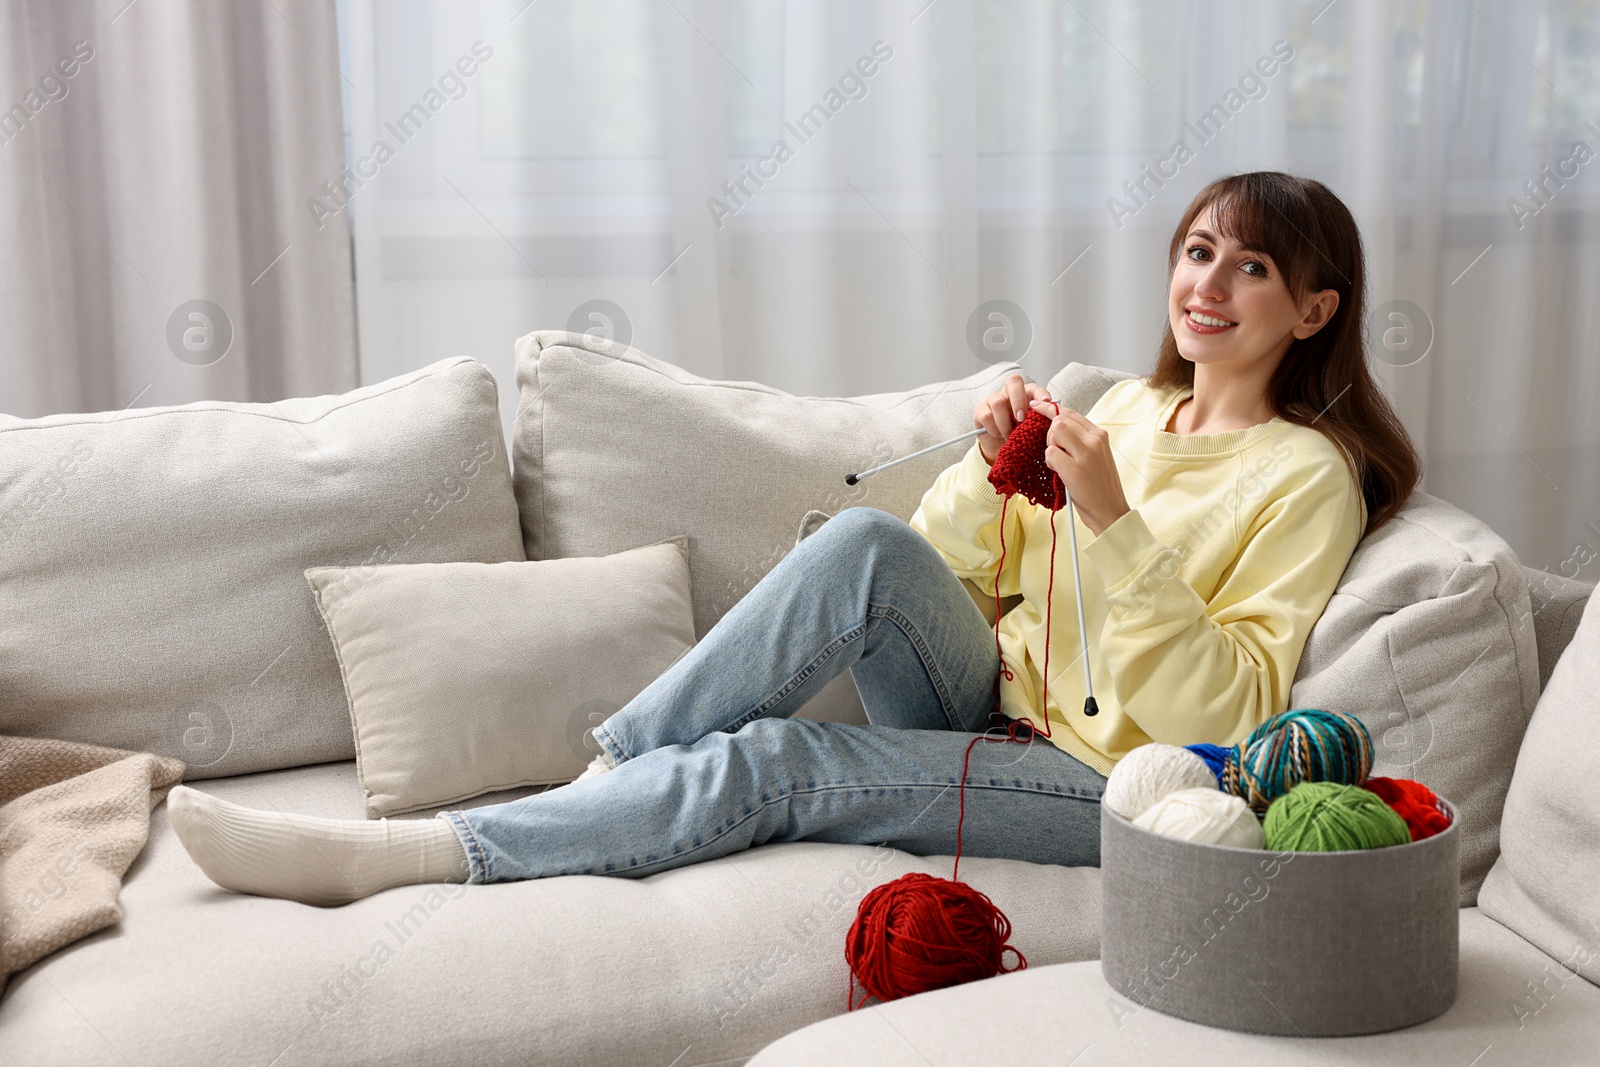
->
<box><xmin>1479</xmin><ymin>589</ymin><xmax>1600</xmax><ymax>985</ymax></box>
<box><xmin>511</xmin><ymin>329</ymin><xmax>1027</xmax><ymax>726</ymax></box>
<box><xmin>0</xmin><ymin>358</ymin><xmax>525</xmax><ymax>778</ymax></box>
<box><xmin>304</xmin><ymin>537</ymin><xmax>697</xmax><ymax>817</ymax></box>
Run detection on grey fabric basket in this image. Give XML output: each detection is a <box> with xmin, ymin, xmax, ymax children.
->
<box><xmin>1100</xmin><ymin>797</ymin><xmax>1460</xmax><ymax>1036</ymax></box>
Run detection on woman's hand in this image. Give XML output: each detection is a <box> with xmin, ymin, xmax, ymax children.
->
<box><xmin>1029</xmin><ymin>397</ymin><xmax>1132</xmax><ymax>537</ymax></box>
<box><xmin>974</xmin><ymin>373</ymin><xmax>1054</xmax><ymax>464</ymax></box>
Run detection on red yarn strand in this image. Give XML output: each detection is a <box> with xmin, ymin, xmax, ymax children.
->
<box><xmin>845</xmin><ymin>411</ymin><xmax>1071</xmax><ymax>1011</ymax></box>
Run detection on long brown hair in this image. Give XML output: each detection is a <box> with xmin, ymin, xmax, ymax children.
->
<box><xmin>1144</xmin><ymin>171</ymin><xmax>1421</xmax><ymax>538</ymax></box>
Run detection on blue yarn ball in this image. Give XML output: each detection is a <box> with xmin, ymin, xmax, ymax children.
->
<box><xmin>1184</xmin><ymin>743</ymin><xmax>1230</xmax><ymax>785</ymax></box>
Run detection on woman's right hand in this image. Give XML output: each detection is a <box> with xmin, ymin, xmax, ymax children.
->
<box><xmin>975</xmin><ymin>373</ymin><xmax>1054</xmax><ymax>464</ymax></box>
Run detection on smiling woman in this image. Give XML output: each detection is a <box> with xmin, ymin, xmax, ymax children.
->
<box><xmin>1146</xmin><ymin>172</ymin><xmax>1422</xmax><ymax>539</ymax></box>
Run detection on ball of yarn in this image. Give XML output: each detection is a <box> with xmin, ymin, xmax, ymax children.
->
<box><xmin>987</xmin><ymin>407</ymin><xmax>1065</xmax><ymax>509</ymax></box>
<box><xmin>1133</xmin><ymin>787</ymin><xmax>1265</xmax><ymax>849</ymax></box>
<box><xmin>1222</xmin><ymin>708</ymin><xmax>1374</xmax><ymax>815</ymax></box>
<box><xmin>845</xmin><ymin>873</ymin><xmax>1025</xmax><ymax>1008</ymax></box>
<box><xmin>1363</xmin><ymin>776</ymin><xmax>1451</xmax><ymax>841</ymax></box>
<box><xmin>1103</xmin><ymin>743</ymin><xmax>1218</xmax><ymax>820</ymax></box>
<box><xmin>1185</xmin><ymin>743</ymin><xmax>1230</xmax><ymax>785</ymax></box>
<box><xmin>1263</xmin><ymin>781</ymin><xmax>1411</xmax><ymax>852</ymax></box>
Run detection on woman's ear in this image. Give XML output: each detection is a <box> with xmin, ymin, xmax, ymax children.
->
<box><xmin>1292</xmin><ymin>288</ymin><xmax>1341</xmax><ymax>339</ymax></box>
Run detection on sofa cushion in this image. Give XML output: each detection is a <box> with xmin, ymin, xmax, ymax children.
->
<box><xmin>0</xmin><ymin>358</ymin><xmax>525</xmax><ymax>778</ymax></box>
<box><xmin>0</xmin><ymin>761</ymin><xmax>1103</xmax><ymax>1066</ymax></box>
<box><xmin>1520</xmin><ymin>566</ymin><xmax>1596</xmax><ymax>693</ymax></box>
<box><xmin>1479</xmin><ymin>587</ymin><xmax>1600</xmax><ymax>986</ymax></box>
<box><xmin>510</xmin><ymin>329</ymin><xmax>1026</xmax><ymax>726</ymax></box>
<box><xmin>304</xmin><ymin>537</ymin><xmax>696</xmax><ymax>817</ymax></box>
<box><xmin>1044</xmin><ymin>363</ymin><xmax>1538</xmax><ymax>906</ymax></box>
<box><xmin>748</xmin><ymin>908</ymin><xmax>1600</xmax><ymax>1065</ymax></box>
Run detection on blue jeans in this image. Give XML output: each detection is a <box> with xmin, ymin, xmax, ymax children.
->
<box><xmin>438</xmin><ymin>507</ymin><xmax>1106</xmax><ymax>883</ymax></box>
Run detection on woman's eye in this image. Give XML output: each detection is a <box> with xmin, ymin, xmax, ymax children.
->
<box><xmin>1243</xmin><ymin>260</ymin><xmax>1268</xmax><ymax>277</ymax></box>
<box><xmin>1186</xmin><ymin>245</ymin><xmax>1210</xmax><ymax>261</ymax></box>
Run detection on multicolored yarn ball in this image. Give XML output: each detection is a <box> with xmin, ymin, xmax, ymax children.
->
<box><xmin>1185</xmin><ymin>743</ymin><xmax>1230</xmax><ymax>785</ymax></box>
<box><xmin>1363</xmin><ymin>776</ymin><xmax>1451</xmax><ymax>841</ymax></box>
<box><xmin>1222</xmin><ymin>708</ymin><xmax>1374</xmax><ymax>815</ymax></box>
<box><xmin>844</xmin><ymin>872</ymin><xmax>1026</xmax><ymax>1009</ymax></box>
<box><xmin>1133</xmin><ymin>787</ymin><xmax>1265</xmax><ymax>849</ymax></box>
<box><xmin>1263</xmin><ymin>781</ymin><xmax>1411</xmax><ymax>852</ymax></box>
<box><xmin>1103</xmin><ymin>743</ymin><xmax>1218</xmax><ymax>821</ymax></box>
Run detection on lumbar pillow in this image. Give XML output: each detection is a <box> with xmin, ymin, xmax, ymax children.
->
<box><xmin>1479</xmin><ymin>589</ymin><xmax>1600</xmax><ymax>987</ymax></box>
<box><xmin>0</xmin><ymin>358</ymin><xmax>525</xmax><ymax>778</ymax></box>
<box><xmin>510</xmin><ymin>329</ymin><xmax>1025</xmax><ymax>726</ymax></box>
<box><xmin>304</xmin><ymin>537</ymin><xmax>696</xmax><ymax>817</ymax></box>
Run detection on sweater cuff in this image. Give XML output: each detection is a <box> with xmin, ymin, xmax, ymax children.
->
<box><xmin>959</xmin><ymin>440</ymin><xmax>1006</xmax><ymax>508</ymax></box>
<box><xmin>1083</xmin><ymin>507</ymin><xmax>1167</xmax><ymax>591</ymax></box>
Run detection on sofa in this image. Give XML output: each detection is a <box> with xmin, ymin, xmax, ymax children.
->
<box><xmin>1</xmin><ymin>329</ymin><xmax>1593</xmax><ymax>1066</ymax></box>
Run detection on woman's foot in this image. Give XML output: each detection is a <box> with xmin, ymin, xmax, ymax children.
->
<box><xmin>573</xmin><ymin>750</ymin><xmax>616</xmax><ymax>782</ymax></box>
<box><xmin>167</xmin><ymin>785</ymin><xmax>470</xmax><ymax>907</ymax></box>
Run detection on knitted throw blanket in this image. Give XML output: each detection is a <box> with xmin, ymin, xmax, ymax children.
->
<box><xmin>0</xmin><ymin>735</ymin><xmax>184</xmax><ymax>992</ymax></box>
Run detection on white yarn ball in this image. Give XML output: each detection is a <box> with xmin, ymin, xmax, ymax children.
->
<box><xmin>1102</xmin><ymin>743</ymin><xmax>1218</xmax><ymax>820</ymax></box>
<box><xmin>1133</xmin><ymin>788</ymin><xmax>1266</xmax><ymax>849</ymax></box>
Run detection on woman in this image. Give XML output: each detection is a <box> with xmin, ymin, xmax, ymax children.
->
<box><xmin>169</xmin><ymin>171</ymin><xmax>1420</xmax><ymax>905</ymax></box>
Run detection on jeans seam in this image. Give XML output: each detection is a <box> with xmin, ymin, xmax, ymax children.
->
<box><xmin>721</xmin><ymin>623</ymin><xmax>865</xmax><ymax>732</ymax></box>
<box><xmin>866</xmin><ymin>602</ymin><xmax>967</xmax><ymax>731</ymax></box>
<box><xmin>441</xmin><ymin>810</ymin><xmax>492</xmax><ymax>883</ymax></box>
<box><xmin>593</xmin><ymin>721</ymin><xmax>625</xmax><ymax>764</ymax></box>
<box><xmin>607</xmin><ymin>778</ymin><xmax>1101</xmax><ymax>877</ymax></box>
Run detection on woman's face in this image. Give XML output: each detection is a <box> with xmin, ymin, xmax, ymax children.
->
<box><xmin>1167</xmin><ymin>203</ymin><xmax>1337</xmax><ymax>373</ymax></box>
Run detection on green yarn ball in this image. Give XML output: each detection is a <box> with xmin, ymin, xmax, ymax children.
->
<box><xmin>1263</xmin><ymin>782</ymin><xmax>1411</xmax><ymax>852</ymax></box>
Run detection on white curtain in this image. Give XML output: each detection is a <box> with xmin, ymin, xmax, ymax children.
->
<box><xmin>339</xmin><ymin>0</ymin><xmax>1600</xmax><ymax>571</ymax></box>
<box><xmin>0</xmin><ymin>0</ymin><xmax>356</xmax><ymax>419</ymax></box>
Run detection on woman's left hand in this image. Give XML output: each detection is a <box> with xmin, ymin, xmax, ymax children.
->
<box><xmin>1029</xmin><ymin>398</ymin><xmax>1131</xmax><ymax>537</ymax></box>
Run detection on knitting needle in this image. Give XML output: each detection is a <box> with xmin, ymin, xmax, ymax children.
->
<box><xmin>1060</xmin><ymin>491</ymin><xmax>1100</xmax><ymax>717</ymax></box>
<box><xmin>845</xmin><ymin>427</ymin><xmax>985</xmax><ymax>485</ymax></box>
<box><xmin>1033</xmin><ymin>396</ymin><xmax>1099</xmax><ymax>718</ymax></box>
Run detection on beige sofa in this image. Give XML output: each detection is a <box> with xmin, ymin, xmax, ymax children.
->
<box><xmin>1</xmin><ymin>331</ymin><xmax>1592</xmax><ymax>1065</ymax></box>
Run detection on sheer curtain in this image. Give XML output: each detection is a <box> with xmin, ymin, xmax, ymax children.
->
<box><xmin>338</xmin><ymin>0</ymin><xmax>1600</xmax><ymax>570</ymax></box>
<box><xmin>0</xmin><ymin>0</ymin><xmax>357</xmax><ymax>418</ymax></box>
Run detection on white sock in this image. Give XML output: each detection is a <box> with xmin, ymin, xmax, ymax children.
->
<box><xmin>167</xmin><ymin>785</ymin><xmax>470</xmax><ymax>907</ymax></box>
<box><xmin>573</xmin><ymin>751</ymin><xmax>615</xmax><ymax>782</ymax></box>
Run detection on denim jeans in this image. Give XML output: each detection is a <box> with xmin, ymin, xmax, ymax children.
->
<box><xmin>438</xmin><ymin>506</ymin><xmax>1107</xmax><ymax>884</ymax></box>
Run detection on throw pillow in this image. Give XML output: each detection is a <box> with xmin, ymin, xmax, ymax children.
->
<box><xmin>0</xmin><ymin>358</ymin><xmax>525</xmax><ymax>778</ymax></box>
<box><xmin>1479</xmin><ymin>589</ymin><xmax>1600</xmax><ymax>985</ymax></box>
<box><xmin>304</xmin><ymin>537</ymin><xmax>696</xmax><ymax>817</ymax></box>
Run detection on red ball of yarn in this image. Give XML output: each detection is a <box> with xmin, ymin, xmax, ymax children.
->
<box><xmin>1363</xmin><ymin>776</ymin><xmax>1451</xmax><ymax>841</ymax></box>
<box><xmin>844</xmin><ymin>872</ymin><xmax>1026</xmax><ymax>1010</ymax></box>
<box><xmin>987</xmin><ymin>407</ymin><xmax>1065</xmax><ymax>510</ymax></box>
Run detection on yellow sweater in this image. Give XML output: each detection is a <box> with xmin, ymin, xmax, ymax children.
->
<box><xmin>909</xmin><ymin>378</ymin><xmax>1366</xmax><ymax>776</ymax></box>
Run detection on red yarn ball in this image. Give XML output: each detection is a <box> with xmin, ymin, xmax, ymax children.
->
<box><xmin>987</xmin><ymin>407</ymin><xmax>1065</xmax><ymax>510</ymax></box>
<box><xmin>1363</xmin><ymin>776</ymin><xmax>1451</xmax><ymax>841</ymax></box>
<box><xmin>844</xmin><ymin>872</ymin><xmax>1026</xmax><ymax>1010</ymax></box>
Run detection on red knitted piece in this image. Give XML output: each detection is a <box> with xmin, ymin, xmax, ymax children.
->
<box><xmin>987</xmin><ymin>408</ymin><xmax>1065</xmax><ymax>510</ymax></box>
<box><xmin>1363</xmin><ymin>776</ymin><xmax>1451</xmax><ymax>841</ymax></box>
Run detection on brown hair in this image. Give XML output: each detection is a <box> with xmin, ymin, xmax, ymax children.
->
<box><xmin>1143</xmin><ymin>171</ymin><xmax>1421</xmax><ymax>538</ymax></box>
